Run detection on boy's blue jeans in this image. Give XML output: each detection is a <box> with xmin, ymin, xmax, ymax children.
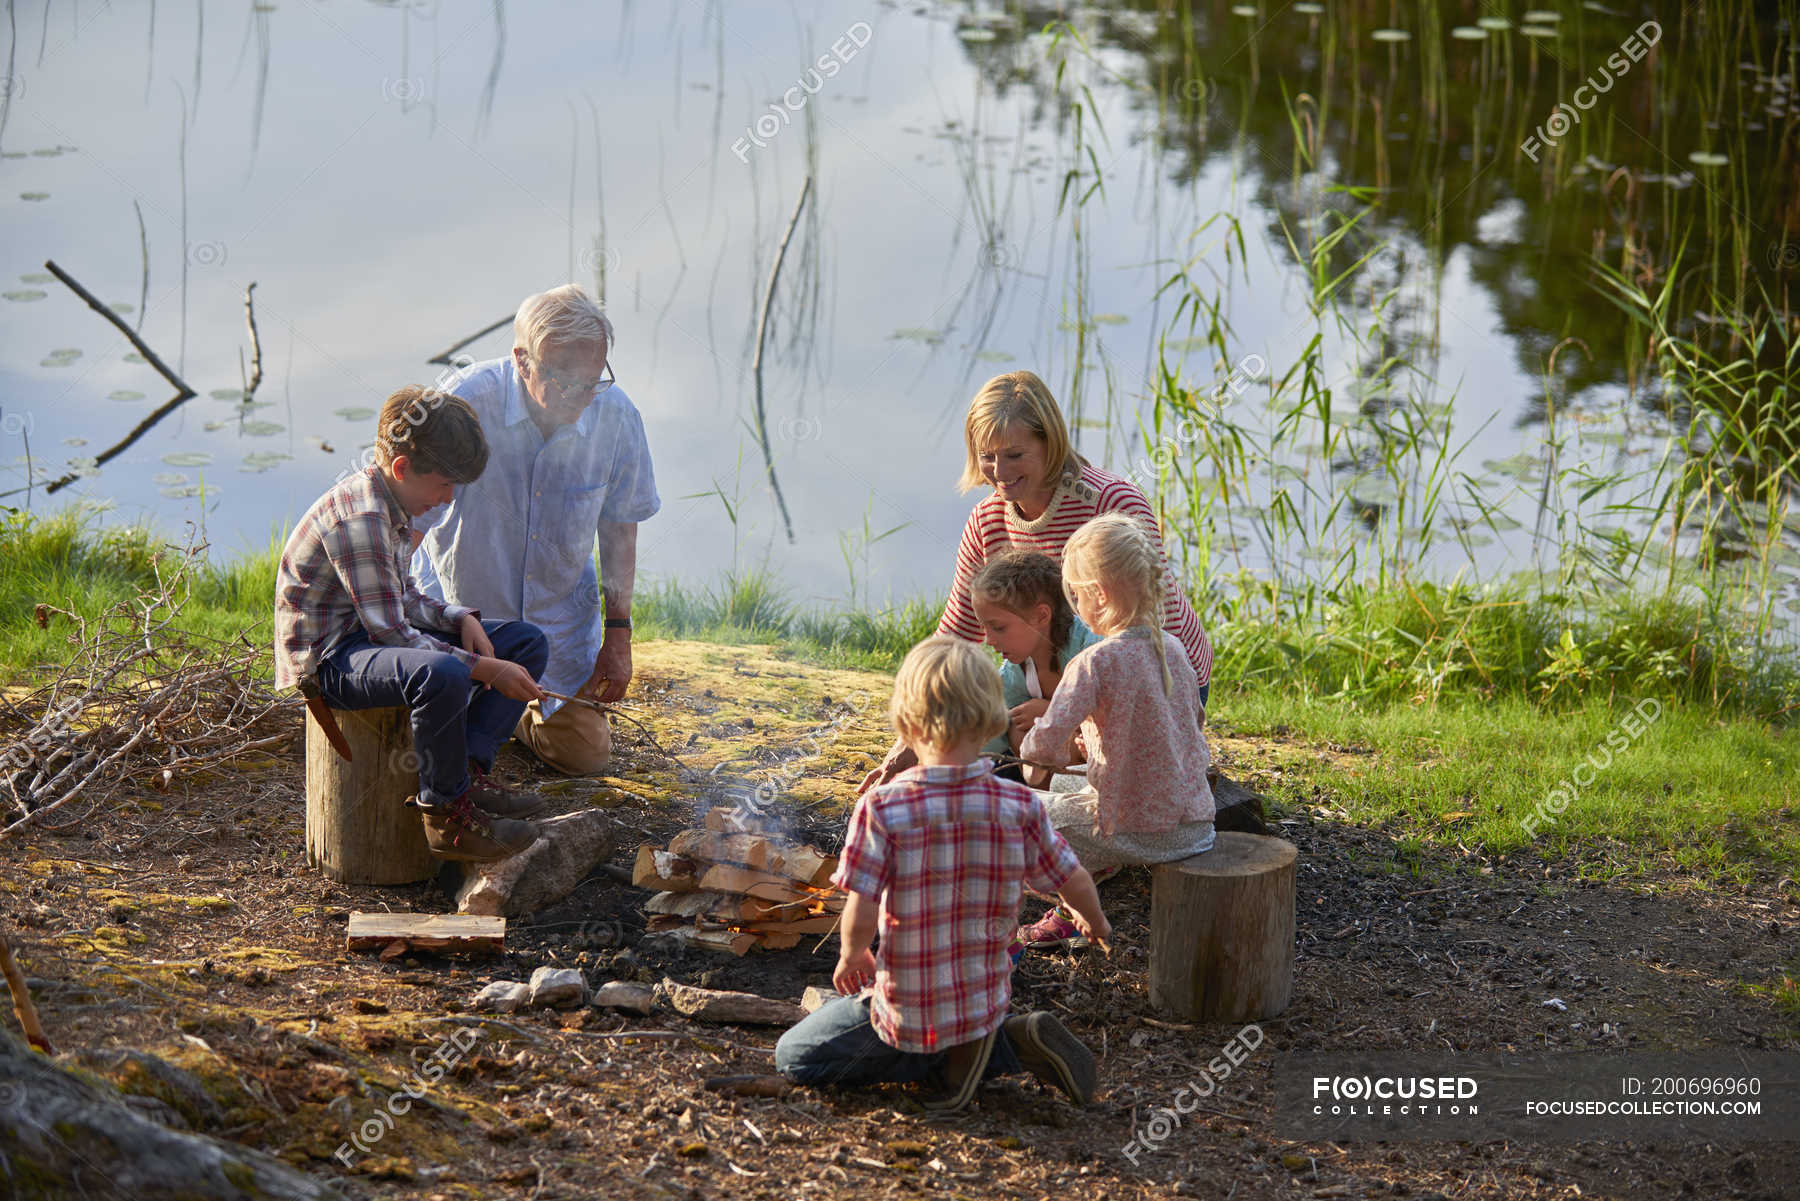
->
<box><xmin>775</xmin><ymin>993</ymin><xmax>1023</xmax><ymax>1086</ymax></box>
<box><xmin>313</xmin><ymin>619</ymin><xmax>548</xmax><ymax>808</ymax></box>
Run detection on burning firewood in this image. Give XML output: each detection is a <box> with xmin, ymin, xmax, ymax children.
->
<box><xmin>634</xmin><ymin>815</ymin><xmax>845</xmax><ymax>954</ymax></box>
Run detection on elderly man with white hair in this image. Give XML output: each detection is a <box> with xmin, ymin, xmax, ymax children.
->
<box><xmin>413</xmin><ymin>285</ymin><xmax>659</xmax><ymax>774</ymax></box>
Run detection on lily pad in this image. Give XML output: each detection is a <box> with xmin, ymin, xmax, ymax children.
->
<box><xmin>40</xmin><ymin>348</ymin><xmax>81</xmax><ymax>366</ymax></box>
<box><xmin>1231</xmin><ymin>5</ymin><xmax>1259</xmax><ymax>15</ymax></box>
<box><xmin>123</xmin><ymin>353</ymin><xmax>147</xmax><ymax>364</ymax></box>
<box><xmin>1452</xmin><ymin>26</ymin><xmax>1489</xmax><ymax>40</ymax></box>
<box><xmin>332</xmin><ymin>406</ymin><xmax>377</xmax><ymax>421</ymax></box>
<box><xmin>1293</xmin><ymin>2</ymin><xmax>1324</xmax><ymax>12</ymax></box>
<box><xmin>18</xmin><ymin>272</ymin><xmax>52</xmax><ymax>284</ymax></box>
<box><xmin>1689</xmin><ymin>151</ymin><xmax>1730</xmax><ymax>167</ymax></box>
<box><xmin>210</xmin><ymin>388</ymin><xmax>248</xmax><ymax>401</ymax></box>
<box><xmin>159</xmin><ymin>484</ymin><xmax>213</xmax><ymax>499</ymax></box>
<box><xmin>109</xmin><ymin>389</ymin><xmax>145</xmax><ymax>402</ymax></box>
<box><xmin>108</xmin><ymin>302</ymin><xmax>134</xmax><ymax>314</ymax></box>
<box><xmin>1092</xmin><ymin>313</ymin><xmax>1130</xmax><ymax>325</ymax></box>
<box><xmin>1477</xmin><ymin>16</ymin><xmax>1513</xmax><ymax>30</ymax></box>
<box><xmin>3</xmin><ymin>290</ymin><xmax>47</xmax><ymax>302</ymax></box>
<box><xmin>19</xmin><ymin>192</ymin><xmax>49</xmax><ymax>201</ymax></box>
<box><xmin>974</xmin><ymin>350</ymin><xmax>1014</xmax><ymax>363</ymax></box>
<box><xmin>154</xmin><ymin>472</ymin><xmax>190</xmax><ymax>487</ymax></box>
<box><xmin>1371</xmin><ymin>28</ymin><xmax>1413</xmax><ymax>42</ymax></box>
<box><xmin>162</xmin><ymin>451</ymin><xmax>214</xmax><ymax>467</ymax></box>
<box><xmin>956</xmin><ymin>27</ymin><xmax>997</xmax><ymax>42</ymax></box>
<box><xmin>1521</xmin><ymin>24</ymin><xmax>1560</xmax><ymax>37</ymax></box>
<box><xmin>63</xmin><ymin>437</ymin><xmax>86</xmax><ymax>447</ymax></box>
<box><xmin>1522</xmin><ymin>9</ymin><xmax>1562</xmax><ymax>20</ymax></box>
<box><xmin>239</xmin><ymin>420</ymin><xmax>284</xmax><ymax>436</ymax></box>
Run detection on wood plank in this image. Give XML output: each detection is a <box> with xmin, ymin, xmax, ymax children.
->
<box><xmin>346</xmin><ymin>912</ymin><xmax>505</xmax><ymax>955</ymax></box>
<box><xmin>696</xmin><ymin>862</ymin><xmax>809</xmax><ymax>903</ymax></box>
<box><xmin>633</xmin><ymin>844</ymin><xmax>699</xmax><ymax>892</ymax></box>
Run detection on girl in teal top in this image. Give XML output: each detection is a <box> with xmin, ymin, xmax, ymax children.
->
<box><xmin>969</xmin><ymin>551</ymin><xmax>1102</xmax><ymax>785</ymax></box>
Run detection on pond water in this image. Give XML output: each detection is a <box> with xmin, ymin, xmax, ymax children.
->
<box><xmin>1</xmin><ymin>0</ymin><xmax>1792</xmax><ymax>614</ymax></box>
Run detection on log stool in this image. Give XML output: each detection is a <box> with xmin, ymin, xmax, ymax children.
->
<box><xmin>304</xmin><ymin>705</ymin><xmax>436</xmax><ymax>885</ymax></box>
<box><xmin>1148</xmin><ymin>832</ymin><xmax>1297</xmax><ymax>1022</ymax></box>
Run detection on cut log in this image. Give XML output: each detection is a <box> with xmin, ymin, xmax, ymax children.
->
<box><xmin>305</xmin><ymin>704</ymin><xmax>435</xmax><ymax>885</ymax></box>
<box><xmin>346</xmin><ymin>912</ymin><xmax>506</xmax><ymax>956</ymax></box>
<box><xmin>1149</xmin><ymin>833</ymin><xmax>1297</xmax><ymax>1022</ymax></box>
<box><xmin>669</xmin><ymin>928</ymin><xmax>757</xmax><ymax>957</ymax></box>
<box><xmin>633</xmin><ymin>844</ymin><xmax>699</xmax><ymax>892</ymax></box>
<box><xmin>657</xmin><ymin>977</ymin><xmax>806</xmax><ymax>1024</ymax></box>
<box><xmin>669</xmin><ymin>829</ymin><xmax>778</xmax><ymax>871</ymax></box>
<box><xmin>455</xmin><ymin>809</ymin><xmax>619</xmax><ymax>917</ymax></box>
<box><xmin>774</xmin><ymin>844</ymin><xmax>837</xmax><ymax>888</ymax></box>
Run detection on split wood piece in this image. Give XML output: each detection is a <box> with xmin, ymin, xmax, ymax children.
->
<box><xmin>305</xmin><ymin>704</ymin><xmax>435</xmax><ymax>885</ymax></box>
<box><xmin>346</xmin><ymin>913</ymin><xmax>506</xmax><ymax>957</ymax></box>
<box><xmin>668</xmin><ymin>829</ymin><xmax>838</xmax><ymax>887</ymax></box>
<box><xmin>647</xmin><ymin>890</ymin><xmax>796</xmax><ymax>925</ymax></box>
<box><xmin>657</xmin><ymin>977</ymin><xmax>806</xmax><ymax>1025</ymax></box>
<box><xmin>695</xmin><ymin>862</ymin><xmax>813</xmax><ymax>903</ymax></box>
<box><xmin>633</xmin><ymin>844</ymin><xmax>698</xmax><ymax>893</ymax></box>
<box><xmin>669</xmin><ymin>927</ymin><xmax>757</xmax><ymax>957</ymax></box>
<box><xmin>1148</xmin><ymin>833</ymin><xmax>1297</xmax><ymax>1022</ymax></box>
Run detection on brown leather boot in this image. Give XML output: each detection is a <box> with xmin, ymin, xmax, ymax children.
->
<box><xmin>464</xmin><ymin>761</ymin><xmax>549</xmax><ymax>819</ymax></box>
<box><xmin>409</xmin><ymin>795</ymin><xmax>538</xmax><ymax>862</ymax></box>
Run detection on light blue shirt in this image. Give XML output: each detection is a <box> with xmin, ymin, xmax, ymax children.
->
<box><xmin>412</xmin><ymin>356</ymin><xmax>660</xmax><ymax>712</ymax></box>
<box><xmin>983</xmin><ymin>615</ymin><xmax>1102</xmax><ymax>757</ymax></box>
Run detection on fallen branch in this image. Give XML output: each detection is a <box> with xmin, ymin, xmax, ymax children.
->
<box><xmin>29</xmin><ymin>259</ymin><xmax>200</xmax><ymax>496</ymax></box>
<box><xmin>0</xmin><ymin>934</ymin><xmax>53</xmax><ymax>1053</ymax></box>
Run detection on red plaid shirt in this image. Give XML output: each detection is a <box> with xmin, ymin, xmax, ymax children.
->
<box><xmin>273</xmin><ymin>466</ymin><xmax>477</xmax><ymax>690</ymax></box>
<box><xmin>833</xmin><ymin>761</ymin><xmax>1079</xmax><ymax>1054</ymax></box>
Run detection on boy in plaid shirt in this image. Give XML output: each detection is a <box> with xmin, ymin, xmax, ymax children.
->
<box><xmin>775</xmin><ymin>637</ymin><xmax>1111</xmax><ymax>1112</ymax></box>
<box><xmin>274</xmin><ymin>386</ymin><xmax>551</xmax><ymax>862</ymax></box>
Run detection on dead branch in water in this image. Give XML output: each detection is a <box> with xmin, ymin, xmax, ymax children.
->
<box><xmin>426</xmin><ymin>313</ymin><xmax>515</xmax><ymax>367</ymax></box>
<box><xmin>26</xmin><ymin>259</ymin><xmax>200</xmax><ymax>497</ymax></box>
<box><xmin>750</xmin><ymin>176</ymin><xmax>811</xmax><ymax>546</ymax></box>
<box><xmin>241</xmin><ymin>281</ymin><xmax>264</xmax><ymax>400</ymax></box>
<box><xmin>0</xmin><ymin>532</ymin><xmax>297</xmax><ymax>844</ymax></box>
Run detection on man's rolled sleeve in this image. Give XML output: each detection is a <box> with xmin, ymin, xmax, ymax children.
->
<box><xmin>597</xmin><ymin>406</ymin><xmax>662</xmax><ymax>525</ymax></box>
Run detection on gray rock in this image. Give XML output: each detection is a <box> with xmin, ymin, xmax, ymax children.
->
<box><xmin>528</xmin><ymin>966</ymin><xmax>589</xmax><ymax>1009</ymax></box>
<box><xmin>471</xmin><ymin>980</ymin><xmax>531</xmax><ymax>1014</ymax></box>
<box><xmin>456</xmin><ymin>809</ymin><xmax>619</xmax><ymax>918</ymax></box>
<box><xmin>591</xmin><ymin>980</ymin><xmax>656</xmax><ymax>1015</ymax></box>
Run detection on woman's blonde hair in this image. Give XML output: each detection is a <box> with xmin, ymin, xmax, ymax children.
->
<box><xmin>889</xmin><ymin>636</ymin><xmax>1008</xmax><ymax>750</ymax></box>
<box><xmin>513</xmin><ymin>284</ymin><xmax>614</xmax><ymax>366</ymax></box>
<box><xmin>958</xmin><ymin>371</ymin><xmax>1082</xmax><ymax>493</ymax></box>
<box><xmin>1062</xmin><ymin>513</ymin><xmax>1174</xmax><ymax>695</ymax></box>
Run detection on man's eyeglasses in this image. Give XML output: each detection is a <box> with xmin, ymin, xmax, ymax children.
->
<box><xmin>534</xmin><ymin>359</ymin><xmax>615</xmax><ymax>399</ymax></box>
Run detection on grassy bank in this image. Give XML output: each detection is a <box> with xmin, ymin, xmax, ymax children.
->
<box><xmin>2</xmin><ymin>507</ymin><xmax>1795</xmax><ymax>888</ymax></box>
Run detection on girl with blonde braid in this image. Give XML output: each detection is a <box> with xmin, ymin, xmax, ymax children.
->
<box><xmin>1015</xmin><ymin>513</ymin><xmax>1217</xmax><ymax>950</ymax></box>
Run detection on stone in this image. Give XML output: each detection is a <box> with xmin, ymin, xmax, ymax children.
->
<box><xmin>800</xmin><ymin>985</ymin><xmax>835</xmax><ymax>1014</ymax></box>
<box><xmin>527</xmin><ymin>966</ymin><xmax>588</xmax><ymax>1009</ymax></box>
<box><xmin>471</xmin><ymin>981</ymin><xmax>531</xmax><ymax>1014</ymax></box>
<box><xmin>456</xmin><ymin>810</ymin><xmax>620</xmax><ymax>918</ymax></box>
<box><xmin>591</xmin><ymin>980</ymin><xmax>656</xmax><ymax>1015</ymax></box>
<box><xmin>656</xmin><ymin>977</ymin><xmax>806</xmax><ymax>1026</ymax></box>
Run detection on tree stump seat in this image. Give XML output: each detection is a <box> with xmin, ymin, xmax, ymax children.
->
<box><xmin>1148</xmin><ymin>832</ymin><xmax>1298</xmax><ymax>1022</ymax></box>
<box><xmin>304</xmin><ymin>705</ymin><xmax>435</xmax><ymax>885</ymax></box>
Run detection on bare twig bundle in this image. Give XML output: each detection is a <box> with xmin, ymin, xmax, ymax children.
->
<box><xmin>0</xmin><ymin>532</ymin><xmax>297</xmax><ymax>842</ymax></box>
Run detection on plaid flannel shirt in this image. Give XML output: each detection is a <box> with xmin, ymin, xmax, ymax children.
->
<box><xmin>833</xmin><ymin>761</ymin><xmax>1080</xmax><ymax>1054</ymax></box>
<box><xmin>273</xmin><ymin>465</ymin><xmax>478</xmax><ymax>690</ymax></box>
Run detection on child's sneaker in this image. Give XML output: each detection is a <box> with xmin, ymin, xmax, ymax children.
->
<box><xmin>1003</xmin><ymin>1011</ymin><xmax>1097</xmax><ymax>1104</ymax></box>
<box><xmin>410</xmin><ymin>795</ymin><xmax>538</xmax><ymax>862</ymax></box>
<box><xmin>1018</xmin><ymin>909</ymin><xmax>1086</xmax><ymax>950</ymax></box>
<box><xmin>923</xmin><ymin>1027</ymin><xmax>998</xmax><ymax>1114</ymax></box>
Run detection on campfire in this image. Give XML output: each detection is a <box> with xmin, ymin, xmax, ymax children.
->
<box><xmin>634</xmin><ymin>807</ymin><xmax>845</xmax><ymax>955</ymax></box>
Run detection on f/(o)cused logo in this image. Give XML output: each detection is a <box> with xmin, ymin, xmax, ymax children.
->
<box><xmin>578</xmin><ymin>246</ymin><xmax>623</xmax><ymax>277</ymax></box>
<box><xmin>186</xmin><ymin>241</ymin><xmax>227</xmax><ymax>268</ymax></box>
<box><xmin>0</xmin><ymin>75</ymin><xmax>23</xmax><ymax>102</ymax></box>
<box><xmin>1767</xmin><ymin>242</ymin><xmax>1800</xmax><ymax>271</ymax></box>
<box><xmin>392</xmin><ymin>748</ymin><xmax>424</xmax><ymax>775</ymax></box>
<box><xmin>981</xmin><ymin>241</ymin><xmax>1016</xmax><ymax>272</ymax></box>
<box><xmin>382</xmin><ymin>78</ymin><xmax>425</xmax><ymax>103</ymax></box>
<box><xmin>777</xmin><ymin>415</ymin><xmax>824</xmax><ymax>442</ymax></box>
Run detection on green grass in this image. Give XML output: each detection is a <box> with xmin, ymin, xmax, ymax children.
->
<box><xmin>1217</xmin><ymin>688</ymin><xmax>1800</xmax><ymax>887</ymax></box>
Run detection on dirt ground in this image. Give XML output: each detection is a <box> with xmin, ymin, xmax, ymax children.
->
<box><xmin>3</xmin><ymin>639</ymin><xmax>1797</xmax><ymax>1200</ymax></box>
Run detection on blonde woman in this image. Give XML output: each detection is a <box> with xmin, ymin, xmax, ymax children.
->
<box><xmin>1013</xmin><ymin>514</ymin><xmax>1217</xmax><ymax>949</ymax></box>
<box><xmin>859</xmin><ymin>373</ymin><xmax>1239</xmax><ymax>804</ymax></box>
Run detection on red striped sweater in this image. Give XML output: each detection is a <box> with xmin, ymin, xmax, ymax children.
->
<box><xmin>936</xmin><ymin>462</ymin><xmax>1214</xmax><ymax>686</ymax></box>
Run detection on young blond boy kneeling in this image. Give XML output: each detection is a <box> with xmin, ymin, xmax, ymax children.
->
<box><xmin>775</xmin><ymin>637</ymin><xmax>1111</xmax><ymax>1112</ymax></box>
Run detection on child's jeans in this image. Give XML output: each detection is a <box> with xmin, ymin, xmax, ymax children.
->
<box><xmin>1039</xmin><ymin>787</ymin><xmax>1216</xmax><ymax>871</ymax></box>
<box><xmin>313</xmin><ymin>619</ymin><xmax>548</xmax><ymax>808</ymax></box>
<box><xmin>775</xmin><ymin>993</ymin><xmax>1024</xmax><ymax>1086</ymax></box>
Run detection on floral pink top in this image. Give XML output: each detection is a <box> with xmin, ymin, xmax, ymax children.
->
<box><xmin>1019</xmin><ymin>626</ymin><xmax>1214</xmax><ymax>836</ymax></box>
